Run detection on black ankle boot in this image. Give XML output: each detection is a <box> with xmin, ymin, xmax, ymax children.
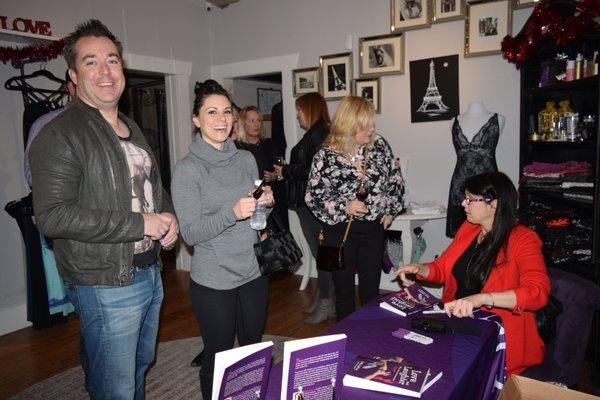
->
<box><xmin>191</xmin><ymin>349</ymin><xmax>204</xmax><ymax>367</ymax></box>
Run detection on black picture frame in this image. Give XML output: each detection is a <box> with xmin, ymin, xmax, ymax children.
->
<box><xmin>409</xmin><ymin>54</ymin><xmax>459</xmax><ymax>123</ymax></box>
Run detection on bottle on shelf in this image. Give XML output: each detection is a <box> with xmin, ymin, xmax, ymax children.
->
<box><xmin>575</xmin><ymin>53</ymin><xmax>583</xmax><ymax>80</ymax></box>
<box><xmin>558</xmin><ymin>100</ymin><xmax>574</xmax><ymax>141</ymax></box>
<box><xmin>538</xmin><ymin>101</ymin><xmax>558</xmax><ymax>141</ymax></box>
<box><xmin>565</xmin><ymin>59</ymin><xmax>575</xmax><ymax>81</ymax></box>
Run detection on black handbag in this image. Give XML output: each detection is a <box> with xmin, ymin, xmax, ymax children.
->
<box><xmin>316</xmin><ymin>219</ymin><xmax>352</xmax><ymax>271</ymax></box>
<box><xmin>254</xmin><ymin>213</ymin><xmax>302</xmax><ymax>277</ymax></box>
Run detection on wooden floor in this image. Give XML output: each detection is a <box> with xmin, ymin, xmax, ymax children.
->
<box><xmin>1</xmin><ymin>267</ymin><xmax>598</xmax><ymax>398</ymax></box>
<box><xmin>0</xmin><ymin>268</ymin><xmax>334</xmax><ymax>398</ymax></box>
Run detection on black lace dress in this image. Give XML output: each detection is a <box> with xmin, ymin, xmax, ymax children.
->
<box><xmin>446</xmin><ymin>113</ymin><xmax>499</xmax><ymax>237</ymax></box>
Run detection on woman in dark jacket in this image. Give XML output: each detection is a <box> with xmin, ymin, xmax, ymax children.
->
<box><xmin>274</xmin><ymin>92</ymin><xmax>333</xmax><ymax>323</ymax></box>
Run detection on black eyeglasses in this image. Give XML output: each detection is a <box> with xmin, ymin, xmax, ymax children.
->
<box><xmin>462</xmin><ymin>196</ymin><xmax>492</xmax><ymax>205</ymax></box>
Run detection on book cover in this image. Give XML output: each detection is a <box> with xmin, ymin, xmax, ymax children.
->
<box><xmin>213</xmin><ymin>341</ymin><xmax>273</xmax><ymax>400</ymax></box>
<box><xmin>281</xmin><ymin>334</ymin><xmax>347</xmax><ymax>400</ymax></box>
<box><xmin>343</xmin><ymin>356</ymin><xmax>442</xmax><ymax>398</ymax></box>
<box><xmin>379</xmin><ymin>282</ymin><xmax>438</xmax><ymax>317</ymax></box>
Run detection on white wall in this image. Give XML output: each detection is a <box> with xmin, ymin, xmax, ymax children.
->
<box><xmin>209</xmin><ymin>0</ymin><xmax>532</xmax><ymax>263</ymax></box>
<box><xmin>0</xmin><ymin>0</ymin><xmax>212</xmax><ymax>332</ymax></box>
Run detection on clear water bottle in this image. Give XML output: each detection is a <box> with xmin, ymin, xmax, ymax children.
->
<box><xmin>250</xmin><ymin>179</ymin><xmax>267</xmax><ymax>230</ymax></box>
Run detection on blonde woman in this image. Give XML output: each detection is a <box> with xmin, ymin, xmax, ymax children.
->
<box><xmin>237</xmin><ymin>106</ymin><xmax>277</xmax><ymax>182</ymax></box>
<box><xmin>306</xmin><ymin>96</ymin><xmax>405</xmax><ymax>321</ymax></box>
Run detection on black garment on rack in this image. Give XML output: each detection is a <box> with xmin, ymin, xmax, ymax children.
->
<box><xmin>5</xmin><ymin>193</ymin><xmax>66</xmax><ymax>329</ymax></box>
<box><xmin>23</xmin><ymin>101</ymin><xmax>61</xmax><ymax>148</ymax></box>
<box><xmin>5</xmin><ymin>70</ymin><xmax>67</xmax><ymax>150</ymax></box>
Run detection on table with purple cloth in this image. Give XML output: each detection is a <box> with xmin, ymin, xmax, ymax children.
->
<box><xmin>265</xmin><ymin>295</ymin><xmax>506</xmax><ymax>400</ymax></box>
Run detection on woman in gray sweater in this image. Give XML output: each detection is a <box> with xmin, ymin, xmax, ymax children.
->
<box><xmin>171</xmin><ymin>80</ymin><xmax>273</xmax><ymax>399</ymax></box>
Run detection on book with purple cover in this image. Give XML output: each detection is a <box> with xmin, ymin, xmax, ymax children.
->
<box><xmin>281</xmin><ymin>334</ymin><xmax>347</xmax><ymax>400</ymax></box>
<box><xmin>212</xmin><ymin>341</ymin><xmax>273</xmax><ymax>400</ymax></box>
<box><xmin>343</xmin><ymin>356</ymin><xmax>442</xmax><ymax>398</ymax></box>
<box><xmin>379</xmin><ymin>282</ymin><xmax>439</xmax><ymax>317</ymax></box>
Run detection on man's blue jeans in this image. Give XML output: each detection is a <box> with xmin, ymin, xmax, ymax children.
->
<box><xmin>65</xmin><ymin>264</ymin><xmax>163</xmax><ymax>400</ymax></box>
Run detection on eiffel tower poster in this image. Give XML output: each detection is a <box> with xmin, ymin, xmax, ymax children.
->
<box><xmin>409</xmin><ymin>54</ymin><xmax>459</xmax><ymax>123</ymax></box>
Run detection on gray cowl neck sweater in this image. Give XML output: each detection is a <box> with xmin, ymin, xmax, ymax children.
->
<box><xmin>172</xmin><ymin>136</ymin><xmax>261</xmax><ymax>290</ymax></box>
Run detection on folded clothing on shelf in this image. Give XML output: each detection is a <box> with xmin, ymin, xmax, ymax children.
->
<box><xmin>523</xmin><ymin>161</ymin><xmax>592</xmax><ymax>176</ymax></box>
<box><xmin>409</xmin><ymin>201</ymin><xmax>446</xmax><ymax>215</ymax></box>
<box><xmin>563</xmin><ymin>186</ymin><xmax>594</xmax><ymax>202</ymax></box>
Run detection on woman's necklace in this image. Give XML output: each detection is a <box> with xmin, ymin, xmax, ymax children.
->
<box><xmin>348</xmin><ymin>146</ymin><xmax>361</xmax><ymax>163</ymax></box>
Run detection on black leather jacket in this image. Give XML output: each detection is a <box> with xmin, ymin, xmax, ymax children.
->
<box><xmin>283</xmin><ymin>120</ymin><xmax>329</xmax><ymax>209</ymax></box>
<box><xmin>30</xmin><ymin>100</ymin><xmax>174</xmax><ymax>286</ymax></box>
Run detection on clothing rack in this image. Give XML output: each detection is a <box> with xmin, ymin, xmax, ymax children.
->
<box><xmin>11</xmin><ymin>57</ymin><xmax>49</xmax><ymax>76</ymax></box>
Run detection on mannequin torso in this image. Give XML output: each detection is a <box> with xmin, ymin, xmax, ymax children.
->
<box><xmin>456</xmin><ymin>101</ymin><xmax>505</xmax><ymax>142</ymax></box>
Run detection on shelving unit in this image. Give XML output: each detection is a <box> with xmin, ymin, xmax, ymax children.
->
<box><xmin>518</xmin><ymin>31</ymin><xmax>600</xmax><ymax>387</ymax></box>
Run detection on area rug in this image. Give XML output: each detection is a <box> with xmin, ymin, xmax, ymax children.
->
<box><xmin>11</xmin><ymin>335</ymin><xmax>291</xmax><ymax>400</ymax></box>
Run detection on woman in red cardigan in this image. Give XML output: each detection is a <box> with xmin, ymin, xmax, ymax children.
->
<box><xmin>396</xmin><ymin>172</ymin><xmax>550</xmax><ymax>375</ymax></box>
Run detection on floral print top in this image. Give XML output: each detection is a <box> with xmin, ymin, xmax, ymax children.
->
<box><xmin>305</xmin><ymin>134</ymin><xmax>405</xmax><ymax>225</ymax></box>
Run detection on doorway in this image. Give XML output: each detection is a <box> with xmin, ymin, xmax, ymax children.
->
<box><xmin>231</xmin><ymin>72</ymin><xmax>282</xmax><ymax>140</ymax></box>
<box><xmin>120</xmin><ymin>70</ymin><xmax>171</xmax><ymax>194</ymax></box>
<box><xmin>119</xmin><ymin>70</ymin><xmax>175</xmax><ymax>268</ymax></box>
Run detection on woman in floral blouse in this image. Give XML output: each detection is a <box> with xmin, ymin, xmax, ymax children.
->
<box><xmin>306</xmin><ymin>96</ymin><xmax>405</xmax><ymax>321</ymax></box>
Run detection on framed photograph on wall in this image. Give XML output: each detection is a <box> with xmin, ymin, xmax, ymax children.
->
<box><xmin>409</xmin><ymin>54</ymin><xmax>459</xmax><ymax>123</ymax></box>
<box><xmin>358</xmin><ymin>33</ymin><xmax>405</xmax><ymax>78</ymax></box>
<box><xmin>292</xmin><ymin>67</ymin><xmax>319</xmax><ymax>97</ymax></box>
<box><xmin>353</xmin><ymin>78</ymin><xmax>381</xmax><ymax>113</ymax></box>
<box><xmin>433</xmin><ymin>0</ymin><xmax>465</xmax><ymax>23</ymax></box>
<box><xmin>465</xmin><ymin>0</ymin><xmax>512</xmax><ymax>57</ymax></box>
<box><xmin>257</xmin><ymin>88</ymin><xmax>282</xmax><ymax>120</ymax></box>
<box><xmin>391</xmin><ymin>0</ymin><xmax>431</xmax><ymax>32</ymax></box>
<box><xmin>513</xmin><ymin>0</ymin><xmax>536</xmax><ymax>9</ymax></box>
<box><xmin>319</xmin><ymin>52</ymin><xmax>353</xmax><ymax>100</ymax></box>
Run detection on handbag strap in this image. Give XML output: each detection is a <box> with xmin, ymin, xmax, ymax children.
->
<box><xmin>320</xmin><ymin>144</ymin><xmax>371</xmax><ymax>246</ymax></box>
<box><xmin>267</xmin><ymin>210</ymin><xmax>286</xmax><ymax>233</ymax></box>
<box><xmin>359</xmin><ymin>143</ymin><xmax>370</xmax><ymax>186</ymax></box>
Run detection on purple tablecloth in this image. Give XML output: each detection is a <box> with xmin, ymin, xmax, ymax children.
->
<box><xmin>265</xmin><ymin>296</ymin><xmax>506</xmax><ymax>400</ymax></box>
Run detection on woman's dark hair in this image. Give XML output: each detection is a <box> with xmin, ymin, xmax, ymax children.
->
<box><xmin>63</xmin><ymin>20</ymin><xmax>123</xmax><ymax>69</ymax></box>
<box><xmin>295</xmin><ymin>92</ymin><xmax>330</xmax><ymax>128</ymax></box>
<box><xmin>463</xmin><ymin>171</ymin><xmax>518</xmax><ymax>289</ymax></box>
<box><xmin>192</xmin><ymin>79</ymin><xmax>231</xmax><ymax>116</ymax></box>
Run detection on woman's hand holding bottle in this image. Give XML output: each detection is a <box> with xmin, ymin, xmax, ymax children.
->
<box><xmin>233</xmin><ymin>197</ymin><xmax>256</xmax><ymax>220</ymax></box>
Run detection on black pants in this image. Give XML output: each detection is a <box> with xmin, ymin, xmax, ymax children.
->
<box><xmin>324</xmin><ymin>220</ymin><xmax>384</xmax><ymax>321</ymax></box>
<box><xmin>190</xmin><ymin>276</ymin><xmax>269</xmax><ymax>399</ymax></box>
<box><xmin>296</xmin><ymin>206</ymin><xmax>334</xmax><ymax>299</ymax></box>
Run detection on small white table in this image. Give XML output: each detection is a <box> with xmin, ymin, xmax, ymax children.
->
<box><xmin>298</xmin><ymin>210</ymin><xmax>447</xmax><ymax>290</ymax></box>
<box><xmin>389</xmin><ymin>211</ymin><xmax>447</xmax><ymax>264</ymax></box>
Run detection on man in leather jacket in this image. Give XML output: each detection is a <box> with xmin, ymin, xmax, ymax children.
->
<box><xmin>30</xmin><ymin>20</ymin><xmax>178</xmax><ymax>399</ymax></box>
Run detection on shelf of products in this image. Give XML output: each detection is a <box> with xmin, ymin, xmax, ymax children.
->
<box><xmin>526</xmin><ymin>75</ymin><xmax>599</xmax><ymax>95</ymax></box>
<box><xmin>519</xmin><ymin>31</ymin><xmax>600</xmax><ymax>386</ymax></box>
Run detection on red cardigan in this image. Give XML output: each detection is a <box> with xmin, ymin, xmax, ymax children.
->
<box><xmin>421</xmin><ymin>221</ymin><xmax>550</xmax><ymax>375</ymax></box>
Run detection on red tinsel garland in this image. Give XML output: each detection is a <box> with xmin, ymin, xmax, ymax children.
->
<box><xmin>0</xmin><ymin>38</ymin><xmax>64</xmax><ymax>65</ymax></box>
<box><xmin>502</xmin><ymin>0</ymin><xmax>600</xmax><ymax>68</ymax></box>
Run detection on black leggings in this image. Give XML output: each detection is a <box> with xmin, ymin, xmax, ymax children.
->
<box><xmin>190</xmin><ymin>276</ymin><xmax>269</xmax><ymax>399</ymax></box>
<box><xmin>324</xmin><ymin>220</ymin><xmax>385</xmax><ymax>321</ymax></box>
